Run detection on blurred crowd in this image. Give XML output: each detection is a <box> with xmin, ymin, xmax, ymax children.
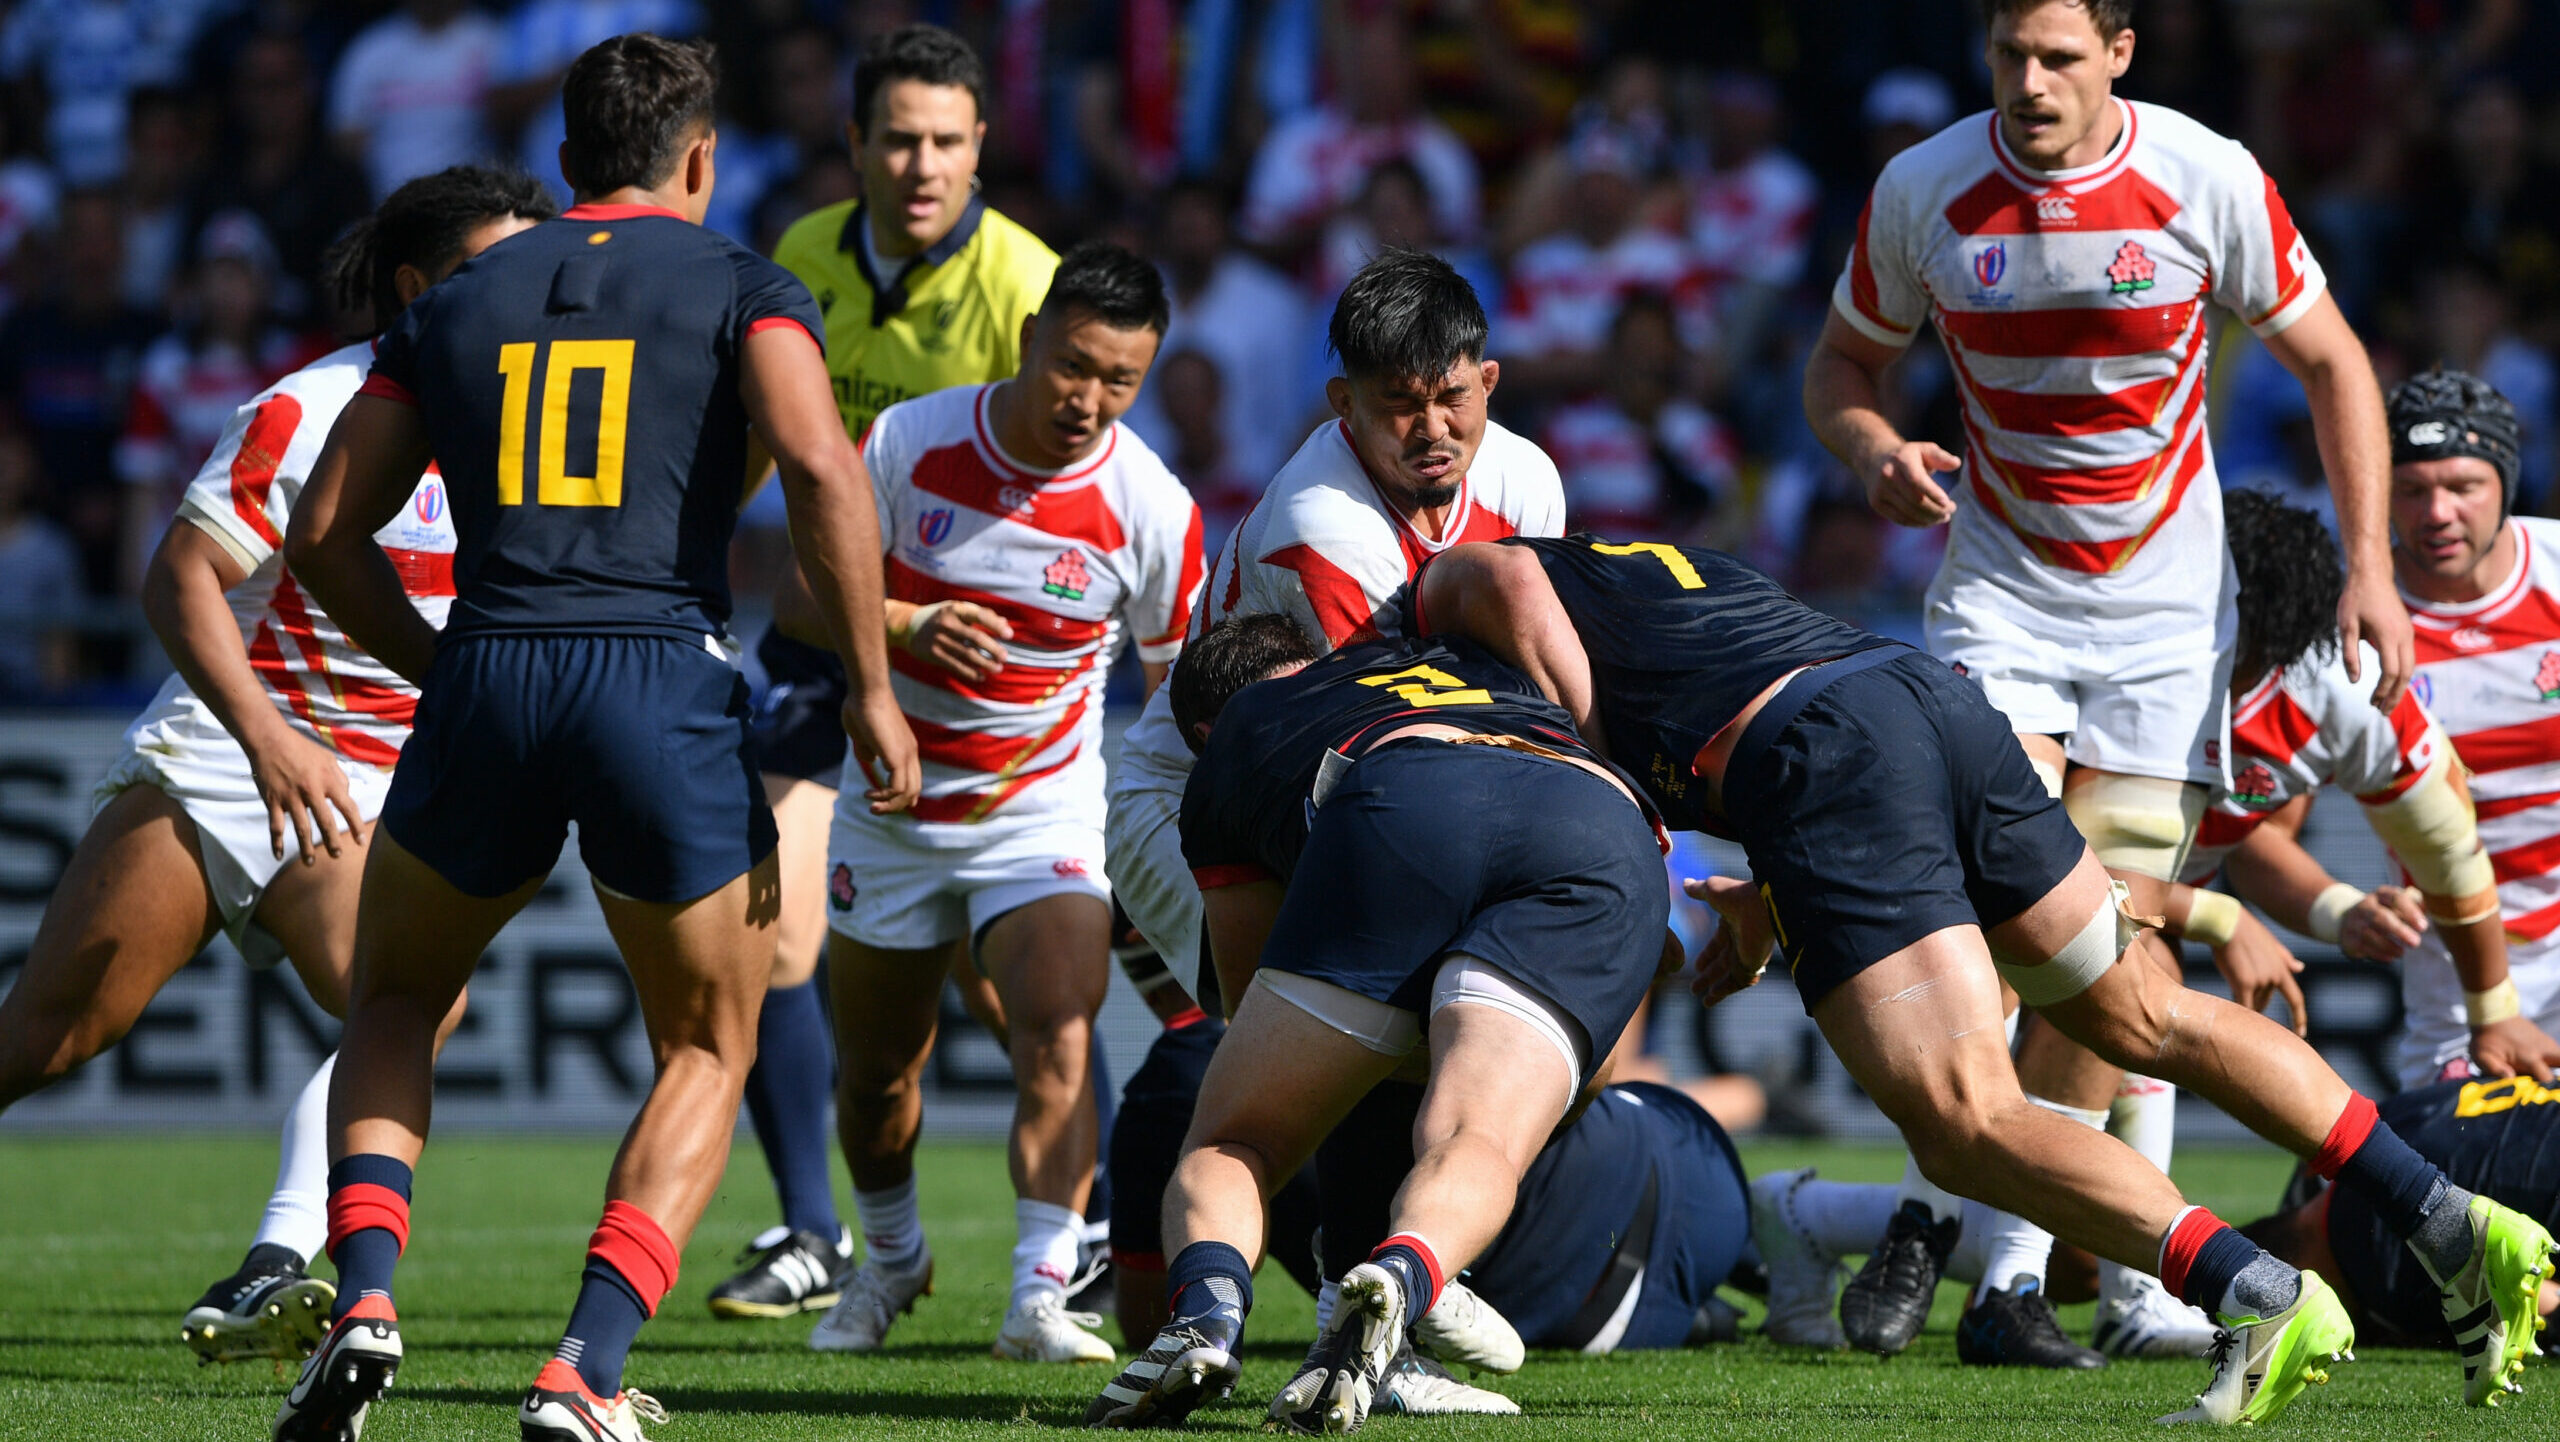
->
<box><xmin>0</xmin><ymin>0</ymin><xmax>2553</xmax><ymax>702</ymax></box>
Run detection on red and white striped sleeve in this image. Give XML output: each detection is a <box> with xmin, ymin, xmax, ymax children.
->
<box><xmin>2348</xmin><ymin>680</ymin><xmax>2447</xmax><ymax>805</ymax></box>
<box><xmin>1829</xmin><ymin>166</ymin><xmax>1928</xmax><ymax>349</ymax></box>
<box><xmin>173</xmin><ymin>390</ymin><xmax>310</xmax><ymax>573</ymax></box>
<box><xmin>2206</xmin><ymin>140</ymin><xmax>2326</xmax><ymax>338</ymax></box>
<box><xmin>1127</xmin><ymin>487</ymin><xmax>1206</xmax><ymax>666</ymax></box>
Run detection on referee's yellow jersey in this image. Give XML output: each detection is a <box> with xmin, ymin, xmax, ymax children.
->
<box><xmin>772</xmin><ymin>194</ymin><xmax>1060</xmax><ymax>441</ymax></box>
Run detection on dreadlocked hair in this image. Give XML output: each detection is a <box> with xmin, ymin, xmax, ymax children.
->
<box><xmin>2224</xmin><ymin>487</ymin><xmax>2344</xmax><ymax>688</ymax></box>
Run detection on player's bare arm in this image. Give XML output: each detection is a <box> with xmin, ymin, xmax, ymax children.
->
<box><xmin>1416</xmin><ymin>542</ymin><xmax>1602</xmax><ymax>745</ymax></box>
<box><xmin>2227</xmin><ymin>794</ymin><xmax>2426</xmax><ymax>958</ymax></box>
<box><xmin>1200</xmin><ymin>881</ymin><xmax>1282</xmax><ymax>1022</ymax></box>
<box><xmin>739</xmin><ymin>324</ymin><xmax>921</xmax><ymax>813</ymax></box>
<box><xmin>1803</xmin><ymin>309</ymin><xmax>1959</xmax><ymax>529</ymax></box>
<box><xmin>2260</xmin><ymin>294</ymin><xmax>2410</xmax><ymax>711</ymax></box>
<box><xmin>886</xmin><ymin>596</ymin><xmax>1014</xmax><ymax>681</ymax></box>
<box><xmin>286</xmin><ymin>395</ymin><xmax>442</xmax><ymax>685</ymax></box>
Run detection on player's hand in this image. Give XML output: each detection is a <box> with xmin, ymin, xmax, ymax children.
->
<box><xmin>2471</xmin><ymin>1015</ymin><xmax>2560</xmax><ymax>1084</ymax></box>
<box><xmin>843</xmin><ymin>688</ymin><xmax>922</xmax><ymax>815</ymax></box>
<box><xmin>1687</xmin><ymin>875</ymin><xmax>1775</xmax><ymax>1007</ymax></box>
<box><xmin>909</xmin><ymin>600</ymin><xmax>1013</xmax><ymax>681</ymax></box>
<box><xmin>244</xmin><ymin>726</ymin><xmax>366</xmax><ymax>865</ymax></box>
<box><xmin>2339</xmin><ymin>885</ymin><xmax>2428</xmax><ymax>962</ymax></box>
<box><xmin>2211</xmin><ymin>907</ymin><xmax>2309</xmax><ymax>1035</ymax></box>
<box><xmin>2339</xmin><ymin>568</ymin><xmax>2415</xmax><ymax>713</ymax></box>
<box><xmin>1862</xmin><ymin>440</ymin><xmax>1962</xmax><ymax>528</ymax></box>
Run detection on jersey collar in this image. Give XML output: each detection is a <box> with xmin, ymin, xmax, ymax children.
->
<box><xmin>840</xmin><ymin>193</ymin><xmax>986</xmax><ymax>327</ymax></box>
<box><xmin>562</xmin><ymin>202</ymin><xmax>688</xmax><ymax>222</ymax></box>
<box><xmin>1989</xmin><ymin>95</ymin><xmax>2137</xmax><ymax>193</ymax></box>
<box><xmin>2403</xmin><ymin>519</ymin><xmax>2534</xmax><ymax>625</ymax></box>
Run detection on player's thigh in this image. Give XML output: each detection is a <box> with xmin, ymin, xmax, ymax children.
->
<box><xmin>594</xmin><ymin>850</ymin><xmax>778</xmax><ymax>1063</ymax></box>
<box><xmin>256</xmin><ymin>815</ymin><xmax>380</xmax><ymax>1019</ymax></box>
<box><xmin>826</xmin><ymin>932</ymin><xmax>959</xmax><ymax>1086</ymax></box>
<box><xmin>1186</xmin><ymin>976</ymin><xmax>1402</xmax><ymax>1182</ymax></box>
<box><xmin>763</xmin><ymin>773</ymin><xmax>837</xmax><ymax>988</ymax></box>
<box><xmin>1806</xmin><ymin>921</ymin><xmax>2022</xmax><ymax>1142</ymax></box>
<box><xmin>349</xmin><ymin>829</ymin><xmax>540</xmax><ymax>1012</ymax></box>
<box><xmin>1416</xmin><ymin>990</ymin><xmax>1579</xmax><ymax>1173</ymax></box>
<box><xmin>978</xmin><ymin>897</ymin><xmax>1113</xmax><ymax>1040</ymax></box>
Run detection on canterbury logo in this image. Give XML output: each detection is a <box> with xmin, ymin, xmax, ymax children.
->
<box><xmin>2036</xmin><ymin>194</ymin><xmax>2077</xmax><ymax>223</ymax></box>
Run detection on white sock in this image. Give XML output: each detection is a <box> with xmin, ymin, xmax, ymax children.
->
<box><xmin>2100</xmin><ymin>1076</ymin><xmax>2179</xmax><ymax>1301</ymax></box>
<box><xmin>1945</xmin><ymin>1197</ymin><xmax>1999</xmax><ymax>1288</ymax></box>
<box><xmin>1972</xmin><ymin>1095</ymin><xmax>2110</xmax><ymax>1303</ymax></box>
<box><xmin>1895</xmin><ymin>1151</ymin><xmax>1966</xmax><ymax>1226</ymax></box>
<box><xmin>1794</xmin><ymin>1179</ymin><xmax>1903</xmax><ymax>1257</ymax></box>
<box><xmin>854</xmin><ymin>1177</ymin><xmax>926</xmax><ymax>1268</ymax></box>
<box><xmin>251</xmin><ymin>1053</ymin><xmax>334</xmax><ymax>1263</ymax></box>
<box><xmin>1013</xmin><ymin>1198</ymin><xmax>1084</xmax><ymax>1310</ymax></box>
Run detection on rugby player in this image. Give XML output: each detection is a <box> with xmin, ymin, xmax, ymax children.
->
<box><xmin>807</xmin><ymin>241</ymin><xmax>1201</xmax><ymax>1364</ymax></box>
<box><xmin>714</xmin><ymin>21</ymin><xmax>1061</xmax><ymax>1319</ymax></box>
<box><xmin>1802</xmin><ymin>0</ymin><xmax>2411</xmax><ymax>1360</ymax></box>
<box><xmin>0</xmin><ymin>165</ymin><xmax>551</xmax><ymax>1364</ymax></box>
<box><xmin>1416</xmin><ymin>535</ymin><xmax>2553</xmax><ymax>1423</ymax></box>
<box><xmin>276</xmin><ymin>36</ymin><xmax>916</xmax><ymax>1442</ymax></box>
<box><xmin>1088</xmin><ymin>615</ymin><xmax>1669</xmax><ymax>1432</ymax></box>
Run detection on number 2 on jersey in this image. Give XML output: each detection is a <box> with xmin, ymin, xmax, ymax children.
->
<box><xmin>496</xmin><ymin>339</ymin><xmax>634</xmax><ymax>507</ymax></box>
<box><xmin>1357</xmin><ymin>664</ymin><xmax>1492</xmax><ymax>708</ymax></box>
<box><xmin>1590</xmin><ymin>540</ymin><xmax>1704</xmax><ymax>589</ymax></box>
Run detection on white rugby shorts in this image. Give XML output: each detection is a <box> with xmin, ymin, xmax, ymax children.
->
<box><xmin>1927</xmin><ymin>602</ymin><xmax>2233</xmax><ymax>787</ymax></box>
<box><xmin>826</xmin><ymin>806</ymin><xmax>1110</xmax><ymax>953</ymax></box>
<box><xmin>1103</xmin><ymin>758</ymin><xmax>1202</xmax><ymax>987</ymax></box>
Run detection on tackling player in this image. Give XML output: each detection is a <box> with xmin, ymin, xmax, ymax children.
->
<box><xmin>276</xmin><ymin>36</ymin><xmax>916</xmax><ymax>1442</ymax></box>
<box><xmin>713</xmin><ymin>22</ymin><xmax>1062</xmax><ymax>1318</ymax></box>
<box><xmin>1417</xmin><ymin>535</ymin><xmax>2553</xmax><ymax>1423</ymax></box>
<box><xmin>0</xmin><ymin>165</ymin><xmax>551</xmax><ymax>1363</ymax></box>
<box><xmin>1801</xmin><ymin>0</ymin><xmax>2410</xmax><ymax>1359</ymax></box>
<box><xmin>807</xmin><ymin>241</ymin><xmax>1201</xmax><ymax>1365</ymax></box>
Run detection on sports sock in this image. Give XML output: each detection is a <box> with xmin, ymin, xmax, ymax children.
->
<box><xmin>252</xmin><ymin>1053</ymin><xmax>335</xmax><ymax>1265</ymax></box>
<box><xmin>740</xmin><ymin>981</ymin><xmax>842</xmax><ymax>1244</ymax></box>
<box><xmin>1366</xmin><ymin>1233</ymin><xmax>1445</xmax><ymax>1319</ymax></box>
<box><xmin>1894</xmin><ymin>1151</ymin><xmax>1966</xmax><ymax>1226</ymax></box>
<box><xmin>2101</xmin><ymin>1076</ymin><xmax>2178</xmax><ymax>1301</ymax></box>
<box><xmin>558</xmin><ymin>1201</ymin><xmax>679</xmax><ymax>1399</ymax></box>
<box><xmin>854</xmin><ymin>1176</ymin><xmax>925</xmax><ymax>1268</ymax></box>
<box><xmin>1012</xmin><ymin>1198</ymin><xmax>1084</xmax><ymax>1310</ymax></box>
<box><xmin>324</xmin><ymin>1154</ymin><xmax>412</xmax><ymax>1320</ymax></box>
<box><xmin>2159</xmin><ymin>1205</ymin><xmax>2299</xmax><ymax>1319</ymax></box>
<box><xmin>1971</xmin><ymin>1096</ymin><xmax>2107</xmax><ymax>1303</ymax></box>
<box><xmin>2309</xmin><ymin>1093</ymin><xmax>2474</xmax><ymax>1278</ymax></box>
<box><xmin>1792</xmin><ymin>1179</ymin><xmax>1903</xmax><ymax>1257</ymax></box>
<box><xmin>1085</xmin><ymin>1032</ymin><xmax>1114</xmax><ymax>1224</ymax></box>
<box><xmin>1164</xmin><ymin>1240</ymin><xmax>1254</xmax><ymax>1335</ymax></box>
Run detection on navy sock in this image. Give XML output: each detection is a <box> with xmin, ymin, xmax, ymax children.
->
<box><xmin>741</xmin><ymin>979</ymin><xmax>842</xmax><ymax>1242</ymax></box>
<box><xmin>1086</xmin><ymin>1030</ymin><xmax>1114</xmax><ymax>1224</ymax></box>
<box><xmin>558</xmin><ymin>1259</ymin><xmax>650</xmax><ymax>1399</ymax></box>
<box><xmin>1366</xmin><ymin>1235</ymin><xmax>1444</xmax><ymax>1318</ymax></box>
<box><xmin>2175</xmin><ymin>1225</ymin><xmax>2265</xmax><ymax>1316</ymax></box>
<box><xmin>324</xmin><ymin>1155</ymin><xmax>412</xmax><ymax>1321</ymax></box>
<box><xmin>2338</xmin><ymin>1120</ymin><xmax>2450</xmax><ymax>1240</ymax></box>
<box><xmin>1165</xmin><ymin>1240</ymin><xmax>1255</xmax><ymax>1338</ymax></box>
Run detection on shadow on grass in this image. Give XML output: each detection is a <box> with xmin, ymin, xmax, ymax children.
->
<box><xmin>392</xmin><ymin>1381</ymin><xmax>1103</xmax><ymax>1423</ymax></box>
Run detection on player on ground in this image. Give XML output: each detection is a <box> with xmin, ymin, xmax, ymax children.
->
<box><xmin>1802</xmin><ymin>0</ymin><xmax>2411</xmax><ymax>1362</ymax></box>
<box><xmin>1089</xmin><ymin>617</ymin><xmax>1670</xmax><ymax>1432</ymax></box>
<box><xmin>0</xmin><ymin>165</ymin><xmax>551</xmax><ymax>1364</ymax></box>
<box><xmin>807</xmin><ymin>241</ymin><xmax>1201</xmax><ymax>1365</ymax></box>
<box><xmin>275</xmin><ymin>36</ymin><xmax>917</xmax><ymax>1442</ymax></box>
<box><xmin>712</xmin><ymin>22</ymin><xmax>1061</xmax><ymax>1319</ymax></box>
<box><xmin>1416</xmin><ymin>535</ymin><xmax>2553</xmax><ymax>1423</ymax></box>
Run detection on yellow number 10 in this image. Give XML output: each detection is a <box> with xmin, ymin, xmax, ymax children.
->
<box><xmin>496</xmin><ymin>339</ymin><xmax>635</xmax><ymax>507</ymax></box>
<box><xmin>1590</xmin><ymin>540</ymin><xmax>1704</xmax><ymax>589</ymax></box>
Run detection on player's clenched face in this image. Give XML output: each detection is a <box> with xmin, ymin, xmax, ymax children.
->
<box><xmin>1987</xmin><ymin>2</ymin><xmax>2134</xmax><ymax>169</ymax></box>
<box><xmin>1007</xmin><ymin>308</ymin><xmax>1162</xmax><ymax>469</ymax></box>
<box><xmin>2392</xmin><ymin>455</ymin><xmax>2510</xmax><ymax>597</ymax></box>
<box><xmin>854</xmin><ymin>79</ymin><xmax>985</xmax><ymax>257</ymax></box>
<box><xmin>1328</xmin><ymin>358</ymin><xmax>1501</xmax><ymax>513</ymax></box>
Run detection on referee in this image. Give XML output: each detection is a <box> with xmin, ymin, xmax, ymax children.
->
<box><xmin>708</xmin><ymin>22</ymin><xmax>1063</xmax><ymax>1320</ymax></box>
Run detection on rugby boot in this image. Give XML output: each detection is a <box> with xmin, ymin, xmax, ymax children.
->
<box><xmin>1751</xmin><ymin>1167</ymin><xmax>1848</xmax><ymax>1349</ymax></box>
<box><xmin>994</xmin><ymin>1293</ymin><xmax>1116</xmax><ymax>1362</ymax></box>
<box><xmin>2158</xmin><ymin>1271</ymin><xmax>2354</xmax><ymax>1424</ymax></box>
<box><xmin>272</xmin><ymin>1293</ymin><xmax>401</xmax><ymax>1441</ymax></box>
<box><xmin>1377</xmin><ymin>1346</ymin><xmax>1518</xmax><ymax>1415</ymax></box>
<box><xmin>706</xmin><ymin>1225</ymin><xmax>850</xmax><ymax>1319</ymax></box>
<box><xmin>1271</xmin><ymin>1262</ymin><xmax>1408</xmax><ymax>1435</ymax></box>
<box><xmin>1956</xmin><ymin>1278</ymin><xmax>2107</xmax><ymax>1369</ymax></box>
<box><xmin>2091</xmin><ymin>1275</ymin><xmax>2219</xmax><ymax>1359</ymax></box>
<box><xmin>2418</xmin><ymin>1194</ymin><xmax>2557</xmax><ymax>1406</ymax></box>
<box><xmin>1838</xmin><ymin>1199</ymin><xmax>1956</xmax><ymax>1355</ymax></box>
<box><xmin>1086</xmin><ymin>1279</ymin><xmax>1245</xmax><ymax>1428</ymax></box>
<box><xmin>519</xmin><ymin>1358</ymin><xmax>667</xmax><ymax>1442</ymax></box>
<box><xmin>807</xmin><ymin>1248</ymin><xmax>933</xmax><ymax>1352</ymax></box>
<box><xmin>182</xmin><ymin>1244</ymin><xmax>334</xmax><ymax>1364</ymax></box>
<box><xmin>1411</xmin><ymin>1279</ymin><xmax>1522</xmax><ymax>1374</ymax></box>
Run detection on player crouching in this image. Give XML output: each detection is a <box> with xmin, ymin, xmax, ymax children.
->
<box><xmin>1089</xmin><ymin>615</ymin><xmax>1669</xmax><ymax>1432</ymax></box>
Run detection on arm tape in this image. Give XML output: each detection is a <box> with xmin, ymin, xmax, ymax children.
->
<box><xmin>2467</xmin><ymin>978</ymin><xmax>2524</xmax><ymax>1027</ymax></box>
<box><xmin>2307</xmin><ymin>882</ymin><xmax>2366</xmax><ymax>944</ymax></box>
<box><xmin>2183</xmin><ymin>888</ymin><xmax>2243</xmax><ymax>947</ymax></box>
<box><xmin>2363</xmin><ymin>746</ymin><xmax>2496</xmax><ymax>898</ymax></box>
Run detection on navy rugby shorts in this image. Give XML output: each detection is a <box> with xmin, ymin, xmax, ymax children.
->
<box><xmin>748</xmin><ymin>627</ymin><xmax>849</xmax><ymax>785</ymax></box>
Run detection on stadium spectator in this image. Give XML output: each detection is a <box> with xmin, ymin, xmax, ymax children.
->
<box><xmin>1310</xmin><ymin>157</ymin><xmax>1500</xmax><ymax>334</ymax></box>
<box><xmin>1680</xmin><ymin>70</ymin><xmax>1815</xmax><ymax>397</ymax></box>
<box><xmin>117</xmin><ymin>86</ymin><xmax>203</xmax><ymax>314</ymax></box>
<box><xmin>0</xmin><ymin>0</ymin><xmax>219</xmax><ymax>186</ymax></box>
<box><xmin>2402</xmin><ymin>76</ymin><xmax>2560</xmax><ymax>345</ymax></box>
<box><xmin>1539</xmin><ymin>292</ymin><xmax>1734</xmax><ymax>540</ymax></box>
<box><xmin>701</xmin><ymin>21</ymin><xmax>840</xmax><ymax>244</ymax></box>
<box><xmin>1498</xmin><ymin>126</ymin><xmax>1701</xmax><ymax>405</ymax></box>
<box><xmin>1148</xmin><ymin>348</ymin><xmax>1262</xmax><ymax>559</ymax></box>
<box><xmin>327</xmin><ymin>0</ymin><xmax>502</xmax><ymax>202</ymax></box>
<box><xmin>0</xmin><ymin>424</ymin><xmax>80</xmax><ymax>698</ymax></box>
<box><xmin>185</xmin><ymin>32</ymin><xmax>368</xmax><ymax>325</ymax></box>
<box><xmin>2415</xmin><ymin>260</ymin><xmax>2557</xmax><ymax>514</ymax></box>
<box><xmin>1124</xmin><ymin>178</ymin><xmax>1310</xmax><ymax>484</ymax></box>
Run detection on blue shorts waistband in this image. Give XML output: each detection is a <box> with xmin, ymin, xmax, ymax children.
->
<box><xmin>1725</xmin><ymin>646</ymin><xmax>1910</xmax><ymax>788</ymax></box>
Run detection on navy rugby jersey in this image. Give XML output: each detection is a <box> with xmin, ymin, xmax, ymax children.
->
<box><xmin>2328</xmin><ymin>1077</ymin><xmax>2560</xmax><ymax>1347</ymax></box>
<box><xmin>1421</xmin><ymin>534</ymin><xmax>1895</xmax><ymax>835</ymax></box>
<box><xmin>364</xmin><ymin>204</ymin><xmax>823</xmax><ymax>640</ymax></box>
<box><xmin>1181</xmin><ymin>634</ymin><xmax>1612</xmax><ymax>888</ymax></box>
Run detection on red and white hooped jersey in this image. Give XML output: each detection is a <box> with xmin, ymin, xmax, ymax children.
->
<box><xmin>131</xmin><ymin>341</ymin><xmax>455</xmax><ymax>771</ymax></box>
<box><xmin>869</xmin><ymin>383</ymin><xmax>1205</xmax><ymax>835</ymax></box>
<box><xmin>1500</xmin><ymin>227</ymin><xmax>1706</xmax><ymax>360</ymax></box>
<box><xmin>1116</xmin><ymin>417</ymin><xmax>1567</xmax><ymax>784</ymax></box>
<box><xmin>1835</xmin><ymin>99</ymin><xmax>2323</xmax><ymax>639</ymax></box>
<box><xmin>2179</xmin><ymin>642</ymin><xmax>2441</xmax><ymax>884</ymax></box>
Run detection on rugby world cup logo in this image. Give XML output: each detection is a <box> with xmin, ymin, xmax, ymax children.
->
<box><xmin>918</xmin><ymin>507</ymin><xmax>954</xmax><ymax>546</ymax></box>
<box><xmin>414</xmin><ymin>482</ymin><xmax>443</xmax><ymax>523</ymax></box>
<box><xmin>1973</xmin><ymin>242</ymin><xmax>2007</xmax><ymax>289</ymax></box>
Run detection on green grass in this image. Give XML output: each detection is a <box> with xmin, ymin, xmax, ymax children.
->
<box><xmin>0</xmin><ymin>1134</ymin><xmax>2548</xmax><ymax>1439</ymax></box>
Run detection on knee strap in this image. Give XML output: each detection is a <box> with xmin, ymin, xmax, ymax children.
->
<box><xmin>2064</xmin><ymin>772</ymin><xmax>2207</xmax><ymax>883</ymax></box>
<box><xmin>1998</xmin><ymin>881</ymin><xmax>2138</xmax><ymax>1008</ymax></box>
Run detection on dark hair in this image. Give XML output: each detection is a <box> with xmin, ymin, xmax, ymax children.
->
<box><xmin>1609</xmin><ymin>289</ymin><xmax>1680</xmax><ymax>341</ymax></box>
<box><xmin>326</xmin><ymin>166</ymin><xmax>558</xmax><ymax>334</ymax></box>
<box><xmin>1982</xmin><ymin>0</ymin><xmax>2135</xmax><ymax>38</ymax></box>
<box><xmin>1169</xmin><ymin>614</ymin><xmax>1320</xmax><ymax>754</ymax></box>
<box><xmin>1040</xmin><ymin>240</ymin><xmax>1169</xmax><ymax>335</ymax></box>
<box><xmin>2224</xmin><ymin>488</ymin><xmax>2343</xmax><ymax>688</ymax></box>
<box><xmin>559</xmin><ymin>33</ymin><xmax>719</xmax><ymax>197</ymax></box>
<box><xmin>1327</xmin><ymin>247</ymin><xmax>1487</xmax><ymax>385</ymax></box>
<box><xmin>853</xmin><ymin>24</ymin><xmax>985</xmax><ymax>136</ymax></box>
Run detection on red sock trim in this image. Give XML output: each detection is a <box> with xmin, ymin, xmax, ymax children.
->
<box><xmin>1375</xmin><ymin>1233</ymin><xmax>1446</xmax><ymax>1299</ymax></box>
<box><xmin>327</xmin><ymin>1184</ymin><xmax>410</xmax><ymax>1254</ymax></box>
<box><xmin>2157</xmin><ymin>1206</ymin><xmax>2225</xmax><ymax>1301</ymax></box>
<box><xmin>2310</xmin><ymin>1092</ymin><xmax>2379</xmax><ymax>1180</ymax></box>
<box><xmin>588</xmin><ymin>1201</ymin><xmax>680</xmax><ymax>1318</ymax></box>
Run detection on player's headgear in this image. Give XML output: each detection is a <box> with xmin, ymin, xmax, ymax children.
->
<box><xmin>853</xmin><ymin>23</ymin><xmax>986</xmax><ymax>134</ymax></box>
<box><xmin>323</xmin><ymin>165</ymin><xmax>558</xmax><ymax>336</ymax></box>
<box><xmin>1042</xmin><ymin>240</ymin><xmax>1169</xmax><ymax>335</ymax></box>
<box><xmin>1328</xmin><ymin>247</ymin><xmax>1487</xmax><ymax>385</ymax></box>
<box><xmin>2388</xmin><ymin>366</ymin><xmax>2523</xmax><ymax>515</ymax></box>
<box><xmin>2222</xmin><ymin>488</ymin><xmax>2343</xmax><ymax>687</ymax></box>
<box><xmin>559</xmin><ymin>33</ymin><xmax>719</xmax><ymax>197</ymax></box>
<box><xmin>1169</xmin><ymin>614</ymin><xmax>1319</xmax><ymax>753</ymax></box>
